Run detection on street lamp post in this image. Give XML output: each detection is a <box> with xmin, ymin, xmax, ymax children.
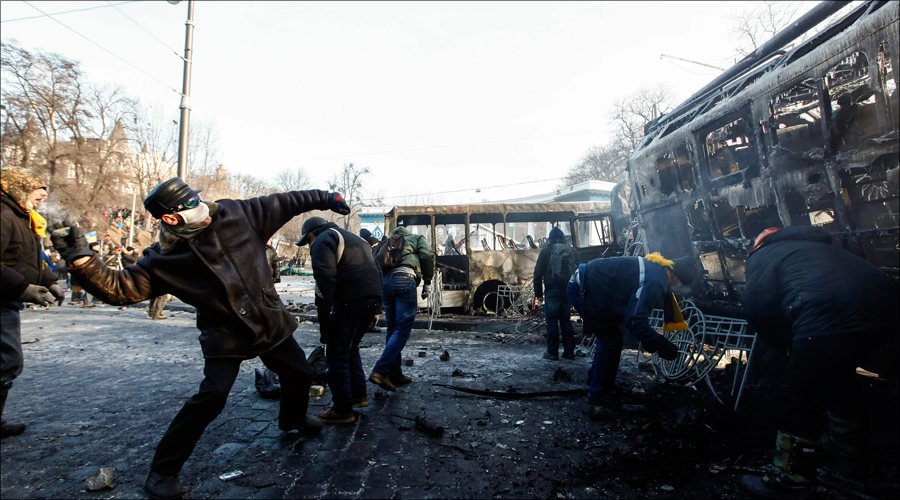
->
<box><xmin>173</xmin><ymin>0</ymin><xmax>194</xmax><ymax>179</ymax></box>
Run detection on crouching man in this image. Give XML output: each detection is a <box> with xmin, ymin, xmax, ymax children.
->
<box><xmin>740</xmin><ymin>226</ymin><xmax>898</xmax><ymax>498</ymax></box>
<box><xmin>54</xmin><ymin>177</ymin><xmax>352</xmax><ymax>499</ymax></box>
<box><xmin>297</xmin><ymin>216</ymin><xmax>382</xmax><ymax>424</ymax></box>
<box><xmin>567</xmin><ymin>253</ymin><xmax>694</xmax><ymax>419</ymax></box>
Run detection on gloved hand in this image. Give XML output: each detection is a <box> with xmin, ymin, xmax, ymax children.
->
<box><xmin>327</xmin><ymin>192</ymin><xmax>351</xmax><ymax>215</ymax></box>
<box><xmin>49</xmin><ymin>284</ymin><xmax>65</xmax><ymax>306</ymax></box>
<box><xmin>421</xmin><ymin>282</ymin><xmax>433</xmax><ymax>300</ymax></box>
<box><xmin>656</xmin><ymin>339</ymin><xmax>679</xmax><ymax>361</ymax></box>
<box><xmin>19</xmin><ymin>284</ymin><xmax>55</xmax><ymax>306</ymax></box>
<box><xmin>50</xmin><ymin>223</ymin><xmax>91</xmax><ymax>262</ymax></box>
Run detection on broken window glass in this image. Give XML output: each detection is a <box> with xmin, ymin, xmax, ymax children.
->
<box><xmin>878</xmin><ymin>42</ymin><xmax>898</xmax><ymax>131</ymax></box>
<box><xmin>685</xmin><ymin>199</ymin><xmax>713</xmax><ymax>241</ymax></box>
<box><xmin>705</xmin><ymin>116</ymin><xmax>755</xmax><ymax>179</ymax></box>
<box><xmin>711</xmin><ymin>200</ymin><xmax>741</xmax><ymax>239</ymax></box>
<box><xmin>656</xmin><ymin>153</ymin><xmax>677</xmax><ymax>196</ymax></box>
<box><xmin>843</xmin><ymin>153</ymin><xmax>899</xmax><ymax>231</ymax></box>
<box><xmin>826</xmin><ymin>51</ymin><xmax>878</xmax><ymax>152</ymax></box>
<box><xmin>574</xmin><ymin>216</ymin><xmax>615</xmax><ymax>248</ymax></box>
<box><xmin>771</xmin><ymin>78</ymin><xmax>826</xmax><ymax>157</ymax></box>
<box><xmin>674</xmin><ymin>143</ymin><xmax>695</xmax><ymax>191</ymax></box>
<box><xmin>436</xmin><ymin>224</ymin><xmax>466</xmax><ymax>256</ymax></box>
<box><xmin>742</xmin><ymin>204</ymin><xmax>784</xmax><ymax>239</ymax></box>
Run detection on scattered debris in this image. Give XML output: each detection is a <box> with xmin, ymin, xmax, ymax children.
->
<box><xmin>543</xmin><ymin>421</ymin><xmax>553</xmax><ymax>425</ymax></box>
<box><xmin>21</xmin><ymin>339</ymin><xmax>39</xmax><ymax>345</ymax></box>
<box><xmin>415</xmin><ymin>415</ymin><xmax>444</xmax><ymax>437</ymax></box>
<box><xmin>439</xmin><ymin>350</ymin><xmax>451</xmax><ymax>361</ymax></box>
<box><xmin>373</xmin><ymin>390</ymin><xmax>385</xmax><ymax>400</ymax></box>
<box><xmin>451</xmin><ymin>369</ymin><xmax>479</xmax><ymax>378</ymax></box>
<box><xmin>308</xmin><ymin>385</ymin><xmax>324</xmax><ymax>397</ymax></box>
<box><xmin>218</xmin><ymin>470</ymin><xmax>245</xmax><ymax>482</ymax></box>
<box><xmin>84</xmin><ymin>467</ymin><xmax>117</xmax><ymax>491</ymax></box>
<box><xmin>632</xmin><ymin>387</ymin><xmax>646</xmax><ymax>399</ymax></box>
<box><xmin>622</xmin><ymin>404</ymin><xmax>646</xmax><ymax>413</ymax></box>
<box><xmin>418</xmin><ymin>351</ymin><xmax>427</xmax><ymax>358</ymax></box>
<box><xmin>433</xmin><ymin>383</ymin><xmax>586</xmax><ymax>400</ymax></box>
<box><xmin>660</xmin><ymin>485</ymin><xmax>674</xmax><ymax>491</ymax></box>
<box><xmin>552</xmin><ymin>367</ymin><xmax>573</xmax><ymax>382</ymax></box>
<box><xmin>515</xmin><ymin>420</ymin><xmax>525</xmax><ymax>426</ymax></box>
<box><xmin>254</xmin><ymin>368</ymin><xmax>281</xmax><ymax>399</ymax></box>
<box><xmin>306</xmin><ymin>346</ymin><xmax>327</xmax><ymax>385</ymax></box>
<box><xmin>403</xmin><ymin>359</ymin><xmax>415</xmax><ymax>366</ymax></box>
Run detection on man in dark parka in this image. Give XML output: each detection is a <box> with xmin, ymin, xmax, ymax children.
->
<box><xmin>56</xmin><ymin>177</ymin><xmax>351</xmax><ymax>499</ymax></box>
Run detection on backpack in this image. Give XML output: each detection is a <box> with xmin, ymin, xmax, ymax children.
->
<box><xmin>375</xmin><ymin>233</ymin><xmax>405</xmax><ymax>272</ymax></box>
<box><xmin>546</xmin><ymin>242</ymin><xmax>578</xmax><ymax>286</ymax></box>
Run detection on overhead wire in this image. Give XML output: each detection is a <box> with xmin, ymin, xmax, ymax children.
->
<box><xmin>297</xmin><ymin>130</ymin><xmax>601</xmax><ymax>162</ymax></box>
<box><xmin>20</xmin><ymin>1</ymin><xmax>182</xmax><ymax>96</ymax></box>
<box><xmin>377</xmin><ymin>177</ymin><xmax>562</xmax><ymax>201</ymax></box>
<box><xmin>1</xmin><ymin>1</ymin><xmax>140</xmax><ymax>23</ymax></box>
<box><xmin>662</xmin><ymin>56</ymin><xmax>721</xmax><ymax>77</ymax></box>
<box><xmin>105</xmin><ymin>0</ymin><xmax>184</xmax><ymax>60</ymax></box>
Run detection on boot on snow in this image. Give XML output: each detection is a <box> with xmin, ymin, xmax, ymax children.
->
<box><xmin>0</xmin><ymin>388</ymin><xmax>26</xmax><ymax>439</ymax></box>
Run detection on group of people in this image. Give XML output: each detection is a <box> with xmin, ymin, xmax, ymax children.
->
<box><xmin>531</xmin><ymin>222</ymin><xmax>897</xmax><ymax>498</ymax></box>
<box><xmin>2</xmin><ymin>168</ymin><xmax>897</xmax><ymax>500</ymax></box>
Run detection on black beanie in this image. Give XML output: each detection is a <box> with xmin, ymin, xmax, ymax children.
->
<box><xmin>671</xmin><ymin>256</ymin><xmax>696</xmax><ymax>285</ymax></box>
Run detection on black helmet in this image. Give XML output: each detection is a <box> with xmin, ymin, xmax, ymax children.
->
<box><xmin>143</xmin><ymin>177</ymin><xmax>202</xmax><ymax>219</ymax></box>
<box><xmin>297</xmin><ymin>216</ymin><xmax>329</xmax><ymax>246</ymax></box>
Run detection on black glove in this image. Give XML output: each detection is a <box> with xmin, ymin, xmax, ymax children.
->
<box><xmin>50</xmin><ymin>224</ymin><xmax>91</xmax><ymax>262</ymax></box>
<box><xmin>656</xmin><ymin>339</ymin><xmax>679</xmax><ymax>361</ymax></box>
<box><xmin>19</xmin><ymin>284</ymin><xmax>55</xmax><ymax>306</ymax></box>
<box><xmin>49</xmin><ymin>284</ymin><xmax>65</xmax><ymax>307</ymax></box>
<box><xmin>327</xmin><ymin>192</ymin><xmax>351</xmax><ymax>215</ymax></box>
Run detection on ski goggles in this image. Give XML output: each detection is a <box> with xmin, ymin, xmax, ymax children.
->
<box><xmin>172</xmin><ymin>194</ymin><xmax>202</xmax><ymax>212</ymax></box>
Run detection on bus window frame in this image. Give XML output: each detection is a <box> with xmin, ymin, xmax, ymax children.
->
<box><xmin>694</xmin><ymin>103</ymin><xmax>761</xmax><ymax>190</ymax></box>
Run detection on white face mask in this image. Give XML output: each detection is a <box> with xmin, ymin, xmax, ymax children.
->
<box><xmin>178</xmin><ymin>202</ymin><xmax>209</xmax><ymax>226</ymax></box>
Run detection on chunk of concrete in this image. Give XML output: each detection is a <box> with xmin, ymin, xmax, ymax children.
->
<box><xmin>84</xmin><ymin>467</ymin><xmax>117</xmax><ymax>491</ymax></box>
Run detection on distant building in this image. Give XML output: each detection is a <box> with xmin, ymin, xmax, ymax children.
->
<box><xmin>496</xmin><ymin>179</ymin><xmax>618</xmax><ymax>204</ymax></box>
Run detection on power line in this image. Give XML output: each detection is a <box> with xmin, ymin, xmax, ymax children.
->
<box><xmin>297</xmin><ymin>131</ymin><xmax>601</xmax><ymax>162</ymax></box>
<box><xmin>1</xmin><ymin>1</ymin><xmax>139</xmax><ymax>23</ymax></box>
<box><xmin>21</xmin><ymin>1</ymin><xmax>181</xmax><ymax>95</ymax></box>
<box><xmin>106</xmin><ymin>0</ymin><xmax>184</xmax><ymax>60</ymax></box>
<box><xmin>378</xmin><ymin>177</ymin><xmax>562</xmax><ymax>201</ymax></box>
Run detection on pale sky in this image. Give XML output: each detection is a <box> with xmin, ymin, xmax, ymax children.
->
<box><xmin>0</xmin><ymin>1</ymin><xmax>823</xmax><ymax>205</ymax></box>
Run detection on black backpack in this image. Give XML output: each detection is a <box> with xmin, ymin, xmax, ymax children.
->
<box><xmin>375</xmin><ymin>233</ymin><xmax>405</xmax><ymax>272</ymax></box>
<box><xmin>546</xmin><ymin>242</ymin><xmax>578</xmax><ymax>286</ymax></box>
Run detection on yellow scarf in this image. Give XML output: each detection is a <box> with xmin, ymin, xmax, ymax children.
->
<box><xmin>29</xmin><ymin>209</ymin><xmax>47</xmax><ymax>237</ymax></box>
<box><xmin>645</xmin><ymin>253</ymin><xmax>689</xmax><ymax>332</ymax></box>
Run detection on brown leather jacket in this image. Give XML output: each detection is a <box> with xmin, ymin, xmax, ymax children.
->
<box><xmin>71</xmin><ymin>190</ymin><xmax>336</xmax><ymax>358</ymax></box>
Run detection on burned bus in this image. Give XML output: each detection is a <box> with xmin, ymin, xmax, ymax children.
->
<box><xmin>627</xmin><ymin>0</ymin><xmax>899</xmax><ymax>317</ymax></box>
<box><xmin>383</xmin><ymin>201</ymin><xmax>622</xmax><ymax>313</ymax></box>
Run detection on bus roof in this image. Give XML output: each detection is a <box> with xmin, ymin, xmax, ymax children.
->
<box><xmin>385</xmin><ymin>201</ymin><xmax>610</xmax><ymax>217</ymax></box>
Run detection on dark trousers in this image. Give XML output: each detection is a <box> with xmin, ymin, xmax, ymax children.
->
<box><xmin>149</xmin><ymin>295</ymin><xmax>170</xmax><ymax>317</ymax></box>
<box><xmin>587</xmin><ymin>324</ymin><xmax>625</xmax><ymax>403</ymax></box>
<box><xmin>544</xmin><ymin>288</ymin><xmax>575</xmax><ymax>356</ymax></box>
<box><xmin>150</xmin><ymin>336</ymin><xmax>313</xmax><ymax>476</ymax></box>
<box><xmin>326</xmin><ymin>298</ymin><xmax>379</xmax><ymax>413</ymax></box>
<box><xmin>0</xmin><ymin>303</ymin><xmax>24</xmax><ymax>386</ymax></box>
<box><xmin>779</xmin><ymin>334</ymin><xmax>865</xmax><ymax>443</ymax></box>
<box><xmin>373</xmin><ymin>274</ymin><xmax>417</xmax><ymax>379</ymax></box>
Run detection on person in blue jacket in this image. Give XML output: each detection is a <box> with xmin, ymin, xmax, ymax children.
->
<box><xmin>567</xmin><ymin>253</ymin><xmax>696</xmax><ymax>419</ymax></box>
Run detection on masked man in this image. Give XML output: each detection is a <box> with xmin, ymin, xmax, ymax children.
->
<box><xmin>1</xmin><ymin>168</ymin><xmax>65</xmax><ymax>439</ymax></box>
<box><xmin>54</xmin><ymin>177</ymin><xmax>351</xmax><ymax>499</ymax></box>
<box><xmin>567</xmin><ymin>253</ymin><xmax>693</xmax><ymax>420</ymax></box>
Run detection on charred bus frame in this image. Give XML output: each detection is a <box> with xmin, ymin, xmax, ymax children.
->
<box><xmin>384</xmin><ymin>201</ymin><xmax>622</xmax><ymax>313</ymax></box>
<box><xmin>627</xmin><ymin>0</ymin><xmax>899</xmax><ymax>317</ymax></box>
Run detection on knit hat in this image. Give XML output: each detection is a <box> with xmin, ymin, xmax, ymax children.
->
<box><xmin>670</xmin><ymin>256</ymin><xmax>696</xmax><ymax>285</ymax></box>
<box><xmin>548</xmin><ymin>226</ymin><xmax>565</xmax><ymax>242</ymax></box>
<box><xmin>0</xmin><ymin>167</ymin><xmax>45</xmax><ymax>213</ymax></box>
<box><xmin>359</xmin><ymin>228</ymin><xmax>372</xmax><ymax>240</ymax></box>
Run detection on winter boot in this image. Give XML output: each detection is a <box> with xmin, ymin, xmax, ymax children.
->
<box><xmin>0</xmin><ymin>388</ymin><xmax>26</xmax><ymax>439</ymax></box>
<box><xmin>144</xmin><ymin>471</ymin><xmax>183</xmax><ymax>500</ymax></box>
<box><xmin>818</xmin><ymin>412</ymin><xmax>874</xmax><ymax>496</ymax></box>
<box><xmin>740</xmin><ymin>431</ymin><xmax>817</xmax><ymax>499</ymax></box>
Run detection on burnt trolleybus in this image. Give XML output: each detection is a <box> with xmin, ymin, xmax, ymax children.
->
<box><xmin>627</xmin><ymin>0</ymin><xmax>898</xmax><ymax>317</ymax></box>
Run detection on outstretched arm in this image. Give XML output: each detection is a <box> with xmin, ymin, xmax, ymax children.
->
<box><xmin>68</xmin><ymin>255</ymin><xmax>158</xmax><ymax>306</ymax></box>
<box><xmin>238</xmin><ymin>190</ymin><xmax>350</xmax><ymax>242</ymax></box>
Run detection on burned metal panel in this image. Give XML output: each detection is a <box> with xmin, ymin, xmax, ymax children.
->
<box><xmin>639</xmin><ymin>202</ymin><xmax>693</xmax><ymax>260</ymax></box>
<box><xmin>467</xmin><ymin>249</ymin><xmax>540</xmax><ymax>311</ymax></box>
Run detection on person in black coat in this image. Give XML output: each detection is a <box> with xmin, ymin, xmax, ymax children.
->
<box><xmin>1</xmin><ymin>169</ymin><xmax>64</xmax><ymax>439</ymax></box>
<box><xmin>56</xmin><ymin>177</ymin><xmax>351</xmax><ymax>499</ymax></box>
<box><xmin>297</xmin><ymin>217</ymin><xmax>382</xmax><ymax>424</ymax></box>
<box><xmin>533</xmin><ymin>227</ymin><xmax>579</xmax><ymax>360</ymax></box>
<box><xmin>740</xmin><ymin>225</ymin><xmax>899</xmax><ymax>498</ymax></box>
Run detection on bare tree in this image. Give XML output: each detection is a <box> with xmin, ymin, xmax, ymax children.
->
<box><xmin>128</xmin><ymin>104</ymin><xmax>178</xmax><ymax>200</ymax></box>
<box><xmin>562</xmin><ymin>143</ymin><xmax>629</xmax><ymax>187</ymax></box>
<box><xmin>328</xmin><ymin>162</ymin><xmax>371</xmax><ymax>230</ymax></box>
<box><xmin>729</xmin><ymin>1</ymin><xmax>803</xmax><ymax>58</ymax></box>
<box><xmin>274</xmin><ymin>167</ymin><xmax>311</xmax><ymax>192</ymax></box>
<box><xmin>609</xmin><ymin>84</ymin><xmax>677</xmax><ymax>155</ymax></box>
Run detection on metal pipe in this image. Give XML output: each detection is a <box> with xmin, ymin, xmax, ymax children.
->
<box><xmin>652</xmin><ymin>0</ymin><xmax>851</xmax><ymax>132</ymax></box>
<box><xmin>176</xmin><ymin>0</ymin><xmax>194</xmax><ymax>179</ymax></box>
<box><xmin>127</xmin><ymin>192</ymin><xmax>136</xmax><ymax>247</ymax></box>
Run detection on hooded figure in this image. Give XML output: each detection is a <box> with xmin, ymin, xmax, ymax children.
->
<box><xmin>740</xmin><ymin>226</ymin><xmax>899</xmax><ymax>498</ymax></box>
<box><xmin>1</xmin><ymin>168</ymin><xmax>62</xmax><ymax>440</ymax></box>
<box><xmin>532</xmin><ymin>226</ymin><xmax>579</xmax><ymax>360</ymax></box>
